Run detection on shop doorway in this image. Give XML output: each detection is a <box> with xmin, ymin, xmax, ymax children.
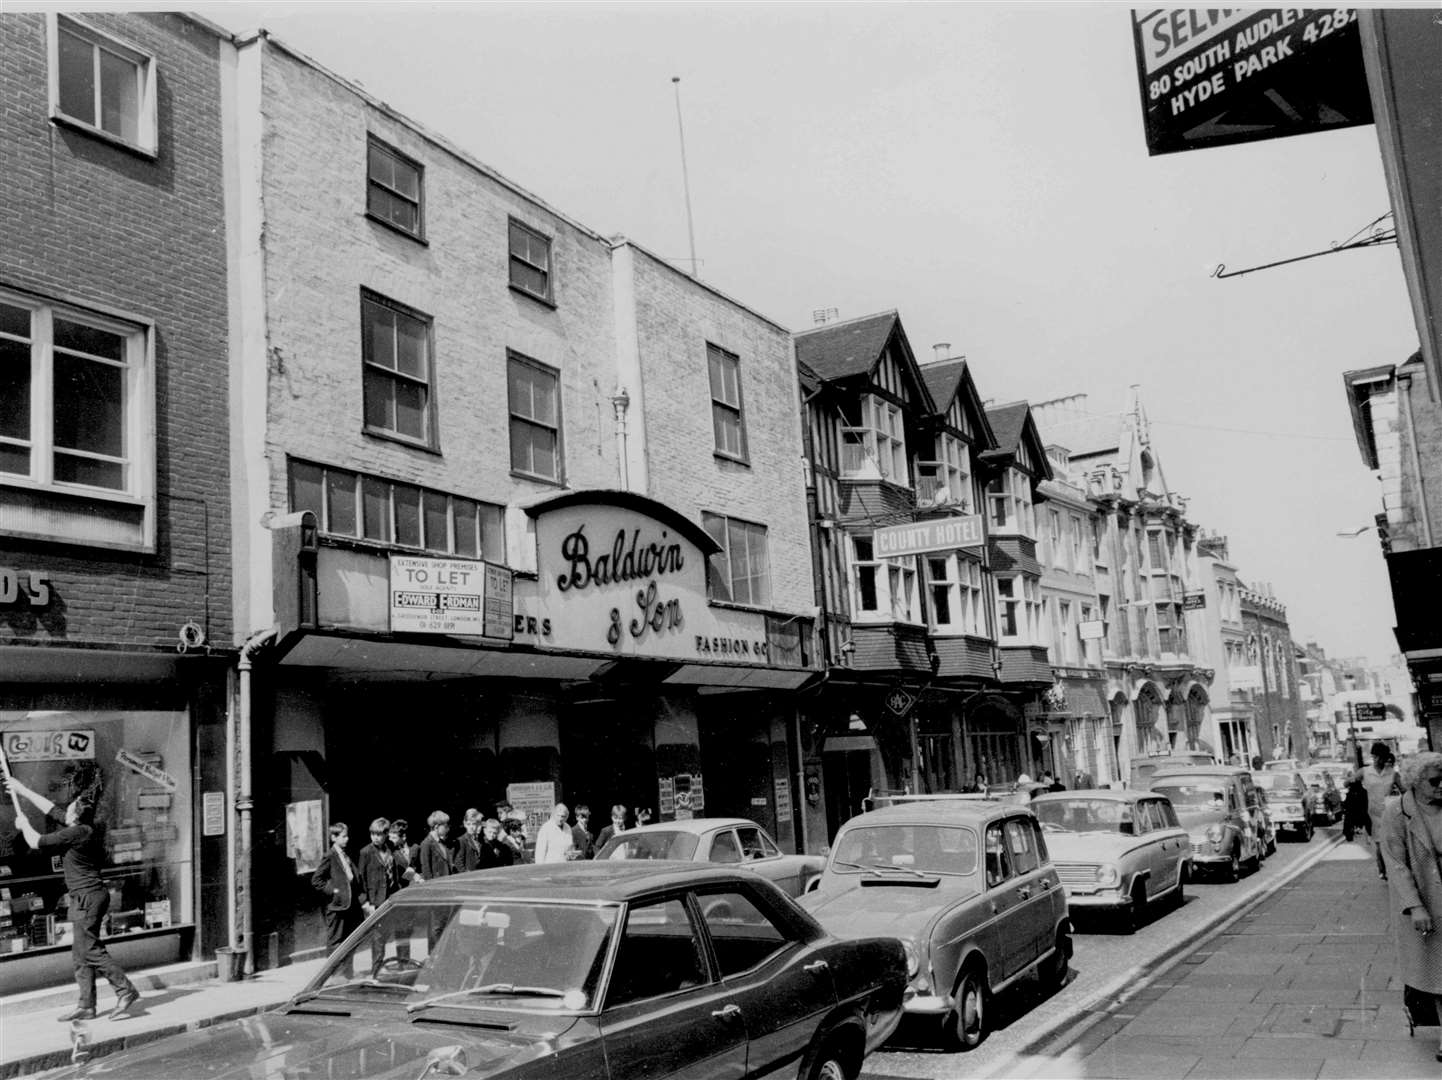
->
<box><xmin>698</xmin><ymin>710</ymin><xmax>773</xmax><ymax>833</ymax></box>
<box><xmin>558</xmin><ymin>701</ymin><xmax>655</xmax><ymax>826</ymax></box>
<box><xmin>821</xmin><ymin>741</ymin><xmax>873</xmax><ymax>840</ymax></box>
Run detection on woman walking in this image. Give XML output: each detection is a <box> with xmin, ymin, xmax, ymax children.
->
<box><xmin>1380</xmin><ymin>751</ymin><xmax>1442</xmax><ymax>1060</ymax></box>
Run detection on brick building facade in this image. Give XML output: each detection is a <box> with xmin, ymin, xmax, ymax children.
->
<box><xmin>0</xmin><ymin>12</ymin><xmax>234</xmax><ymax>990</ymax></box>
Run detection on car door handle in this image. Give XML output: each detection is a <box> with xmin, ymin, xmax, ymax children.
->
<box><xmin>1017</xmin><ymin>887</ymin><xmax>1031</xmax><ymax>900</ymax></box>
<box><xmin>711</xmin><ymin>1004</ymin><xmax>742</xmax><ymax>1019</ymax></box>
<box><xmin>804</xmin><ymin>960</ymin><xmax>830</xmax><ymax>974</ymax></box>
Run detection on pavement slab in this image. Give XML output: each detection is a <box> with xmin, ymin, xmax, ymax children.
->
<box><xmin>1183</xmin><ymin>1058</ymin><xmax>1322</xmax><ymax>1079</ymax></box>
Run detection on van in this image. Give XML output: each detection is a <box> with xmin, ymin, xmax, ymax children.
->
<box><xmin>1129</xmin><ymin>752</ymin><xmax>1218</xmax><ymax>790</ymax></box>
<box><xmin>1143</xmin><ymin>766</ymin><xmax>1269</xmax><ymax>882</ymax></box>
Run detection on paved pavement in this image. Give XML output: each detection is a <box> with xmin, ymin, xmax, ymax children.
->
<box><xmin>980</xmin><ymin>839</ymin><xmax>1441</xmax><ymax>1078</ymax></box>
<box><xmin>0</xmin><ymin>957</ymin><xmax>325</xmax><ymax>1078</ymax></box>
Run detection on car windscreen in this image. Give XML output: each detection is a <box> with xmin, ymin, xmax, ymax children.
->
<box><xmin>1251</xmin><ymin>772</ymin><xmax>1304</xmax><ymax>794</ymax></box>
<box><xmin>831</xmin><ymin>824</ymin><xmax>977</xmax><ymax>875</ymax></box>
<box><xmin>597</xmin><ymin>831</ymin><xmax>700</xmax><ymax>861</ymax></box>
<box><xmin>1033</xmin><ymin>798</ymin><xmax>1132</xmax><ymax>834</ymax></box>
<box><xmin>307</xmin><ymin>899</ymin><xmax>618</xmax><ymax>1010</ymax></box>
<box><xmin>1152</xmin><ymin>782</ymin><xmax>1227</xmax><ymax>809</ymax></box>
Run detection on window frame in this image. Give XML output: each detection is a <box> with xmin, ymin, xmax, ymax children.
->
<box><xmin>47</xmin><ymin>14</ymin><xmax>158</xmax><ymax>157</ymax></box>
<box><xmin>926</xmin><ymin>553</ymin><xmax>984</xmax><ymax>636</ymax></box>
<box><xmin>360</xmin><ymin>290</ymin><xmax>437</xmax><ymax>450</ymax></box>
<box><xmin>840</xmin><ymin>394</ymin><xmax>908</xmax><ymax>484</ymax></box>
<box><xmin>0</xmin><ymin>287</ymin><xmax>156</xmax><ymax>549</ymax></box>
<box><xmin>693</xmin><ymin>886</ymin><xmax>795</xmax><ymax>980</ymax></box>
<box><xmin>365</xmin><ymin>136</ymin><xmax>425</xmax><ymax>241</ymax></box>
<box><xmin>707</xmin><ymin>342</ymin><xmax>749</xmax><ymax>464</ymax></box>
<box><xmin>995</xmin><ymin>573</ymin><xmax>1041</xmax><ymax>644</ymax></box>
<box><xmin>986</xmin><ymin>468</ymin><xmax>1034</xmax><ymax>537</ymax></box>
<box><xmin>508</xmin><ymin>217</ymin><xmax>555</xmax><ymax>305</ymax></box>
<box><xmin>916</xmin><ymin>432</ymin><xmax>969</xmax><ymax>507</ymax></box>
<box><xmin>702</xmin><ymin>511</ymin><xmax>771</xmax><ymax>608</ymax></box>
<box><xmin>506</xmin><ymin>351</ymin><xmax>564</xmax><ymax>485</ymax></box>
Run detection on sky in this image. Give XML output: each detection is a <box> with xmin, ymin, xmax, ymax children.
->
<box><xmin>187</xmin><ymin>0</ymin><xmax>1418</xmax><ymax>664</ymax></box>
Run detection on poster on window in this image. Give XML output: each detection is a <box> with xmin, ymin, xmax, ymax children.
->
<box><xmin>2</xmin><ymin>729</ymin><xmax>96</xmax><ymax>762</ymax></box>
<box><xmin>286</xmin><ymin>799</ymin><xmax>325</xmax><ymax>874</ymax></box>
<box><xmin>505</xmin><ymin>782</ymin><xmax>556</xmax><ymax>836</ymax></box>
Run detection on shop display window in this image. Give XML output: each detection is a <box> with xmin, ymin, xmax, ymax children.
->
<box><xmin>0</xmin><ymin>710</ymin><xmax>192</xmax><ymax>954</ymax></box>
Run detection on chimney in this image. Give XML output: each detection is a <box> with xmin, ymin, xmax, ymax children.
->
<box><xmin>932</xmin><ymin>342</ymin><xmax>951</xmax><ymax>362</ymax></box>
<box><xmin>812</xmin><ymin>308</ymin><xmax>839</xmax><ymax>326</ymax></box>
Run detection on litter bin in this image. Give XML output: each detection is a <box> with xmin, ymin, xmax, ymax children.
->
<box><xmin>215</xmin><ymin>946</ymin><xmax>247</xmax><ymax>982</ymax></box>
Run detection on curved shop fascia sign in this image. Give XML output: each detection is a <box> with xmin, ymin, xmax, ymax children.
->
<box><xmin>521</xmin><ymin>491</ymin><xmax>774</xmax><ymax>664</ymax></box>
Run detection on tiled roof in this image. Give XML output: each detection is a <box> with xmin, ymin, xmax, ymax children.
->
<box><xmin>796</xmin><ymin>357</ymin><xmax>822</xmax><ymax>395</ymax></box>
<box><xmin>793</xmin><ymin>311</ymin><xmax>898</xmax><ymax>381</ymax></box>
<box><xmin>919</xmin><ymin>358</ymin><xmax>968</xmax><ymax>412</ymax></box>
<box><xmin>984</xmin><ymin>401</ymin><xmax>1030</xmax><ymax>454</ymax></box>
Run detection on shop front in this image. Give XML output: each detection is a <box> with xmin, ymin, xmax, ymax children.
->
<box><xmin>250</xmin><ymin>491</ymin><xmax>816</xmax><ymax>966</ymax></box>
<box><xmin>0</xmin><ymin>652</ymin><xmax>228</xmax><ymax>994</ymax></box>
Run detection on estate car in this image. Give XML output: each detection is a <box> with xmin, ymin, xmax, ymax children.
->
<box><xmin>596</xmin><ymin>817</ymin><xmax>826</xmax><ymax>897</ymax></box>
<box><xmin>799</xmin><ymin>800</ymin><xmax>1070</xmax><ymax>1051</ymax></box>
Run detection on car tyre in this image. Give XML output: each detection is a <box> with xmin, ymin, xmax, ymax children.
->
<box><xmin>1040</xmin><ymin>927</ymin><xmax>1071</xmax><ymax>993</ymax></box>
<box><xmin>1172</xmin><ymin>865</ymin><xmax>1187</xmax><ymax>908</ymax></box>
<box><xmin>1223</xmin><ymin>848</ymin><xmax>1241</xmax><ymax>883</ymax></box>
<box><xmin>1124</xmin><ymin>881</ymin><xmax>1147</xmax><ymax>934</ymax></box>
<box><xmin>1301</xmin><ymin>818</ymin><xmax>1314</xmax><ymax>842</ymax></box>
<box><xmin>804</xmin><ymin>1044</ymin><xmax>855</xmax><ymax>1080</ymax></box>
<box><xmin>948</xmin><ymin>965</ymin><xmax>989</xmax><ymax>1051</ymax></box>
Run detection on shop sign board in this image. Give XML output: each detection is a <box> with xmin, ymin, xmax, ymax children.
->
<box><xmin>2</xmin><ymin>729</ymin><xmax>95</xmax><ymax>762</ymax></box>
<box><xmin>390</xmin><ymin>555</ymin><xmax>512</xmax><ymax>637</ymax></box>
<box><xmin>873</xmin><ymin>515</ymin><xmax>984</xmax><ymax>558</ymax></box>
<box><xmin>1078</xmin><ymin>620</ymin><xmax>1106</xmax><ymax>641</ymax></box>
<box><xmin>774</xmin><ymin>777</ymin><xmax>792</xmax><ymax>824</ymax></box>
<box><xmin>526</xmin><ymin>497</ymin><xmax>777</xmax><ymax>665</ymax></box>
<box><xmin>1130</xmin><ymin>9</ymin><xmax>1372</xmax><ymax>156</ymax></box>
<box><xmin>0</xmin><ymin>569</ymin><xmax>50</xmax><ymax>607</ymax></box>
<box><xmin>1351</xmin><ymin>702</ymin><xmax>1386</xmax><ymax>724</ymax></box>
<box><xmin>202</xmin><ymin>791</ymin><xmax>226</xmax><ymax>837</ymax></box>
<box><xmin>116</xmin><ymin>748</ymin><xmax>177</xmax><ymax>792</ymax></box>
<box><xmin>1182</xmin><ymin>591</ymin><xmax>1206</xmax><ymax>610</ymax></box>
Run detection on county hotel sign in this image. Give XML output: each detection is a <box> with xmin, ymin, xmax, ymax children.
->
<box><xmin>520</xmin><ymin>492</ymin><xmax>780</xmax><ymax>665</ymax></box>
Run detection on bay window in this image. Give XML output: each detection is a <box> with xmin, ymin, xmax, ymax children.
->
<box><xmin>852</xmin><ymin>535</ymin><xmax>919</xmax><ymax>622</ymax></box>
<box><xmin>926</xmin><ymin>554</ymin><xmax>984</xmax><ymax>635</ymax></box>
<box><xmin>996</xmin><ymin>574</ymin><xmax>1040</xmax><ymax>643</ymax></box>
<box><xmin>916</xmin><ymin>432</ymin><xmax>968</xmax><ymax>506</ymax></box>
<box><xmin>840</xmin><ymin>395</ymin><xmax>907</xmax><ymax>483</ymax></box>
<box><xmin>985</xmin><ymin>468</ymin><xmax>1034</xmax><ymax>536</ymax></box>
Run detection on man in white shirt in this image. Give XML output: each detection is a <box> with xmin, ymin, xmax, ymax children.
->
<box><xmin>533</xmin><ymin>803</ymin><xmax>576</xmax><ymax>864</ymax></box>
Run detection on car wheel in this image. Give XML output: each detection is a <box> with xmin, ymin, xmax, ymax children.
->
<box><xmin>1124</xmin><ymin>881</ymin><xmax>1147</xmax><ymax>934</ymax></box>
<box><xmin>1040</xmin><ymin>927</ymin><xmax>1070</xmax><ymax>993</ymax></box>
<box><xmin>1302</xmin><ymin>819</ymin><xmax>1314</xmax><ymax>842</ymax></box>
<box><xmin>1223</xmin><ymin>849</ymin><xmax>1241</xmax><ymax>883</ymax></box>
<box><xmin>805</xmin><ymin>1045</ymin><xmax>854</xmax><ymax>1080</ymax></box>
<box><xmin>948</xmin><ymin>965</ymin><xmax>989</xmax><ymax>1051</ymax></box>
<box><xmin>1172</xmin><ymin>865</ymin><xmax>1187</xmax><ymax>907</ymax></box>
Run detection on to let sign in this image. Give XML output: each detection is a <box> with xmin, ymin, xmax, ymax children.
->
<box><xmin>390</xmin><ymin>555</ymin><xmax>503</xmax><ymax>636</ymax></box>
<box><xmin>873</xmin><ymin>515</ymin><xmax>984</xmax><ymax>558</ymax></box>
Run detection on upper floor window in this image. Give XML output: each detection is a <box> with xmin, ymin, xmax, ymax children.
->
<box><xmin>1047</xmin><ymin>509</ymin><xmax>1062</xmax><ymax>566</ymax></box>
<box><xmin>362</xmin><ymin>292</ymin><xmax>434</xmax><ymax>448</ymax></box>
<box><xmin>1056</xmin><ymin>600</ymin><xmax>1077</xmax><ymax>663</ymax></box>
<box><xmin>507</xmin><ymin>353</ymin><xmax>563</xmax><ymax>484</ymax></box>
<box><xmin>1091</xmin><ymin>516</ymin><xmax>1104</xmax><ymax>562</ymax></box>
<box><xmin>290</xmin><ymin>459</ymin><xmax>504</xmax><ymax>562</ymax></box>
<box><xmin>50</xmin><ymin>15</ymin><xmax>157</xmax><ymax>155</ymax></box>
<box><xmin>703</xmin><ymin>513</ymin><xmax>770</xmax><ymax>607</ymax></box>
<box><xmin>840</xmin><ymin>395</ymin><xmax>907</xmax><ymax>483</ymax></box>
<box><xmin>366</xmin><ymin>138</ymin><xmax>424</xmax><ymax>238</ymax></box>
<box><xmin>916</xmin><ymin>433</ymin><xmax>969</xmax><ymax>508</ymax></box>
<box><xmin>508</xmin><ymin>219</ymin><xmax>554</xmax><ymax>303</ymax></box>
<box><xmin>851</xmin><ymin>535</ymin><xmax>918</xmax><ymax>623</ymax></box>
<box><xmin>986</xmin><ymin>468</ymin><xmax>1034</xmax><ymax>536</ymax></box>
<box><xmin>0</xmin><ymin>292</ymin><xmax>148</xmax><ymax>496</ymax></box>
<box><xmin>1157</xmin><ymin>603</ymin><xmax>1185</xmax><ymax>655</ymax></box>
<box><xmin>1070</xmin><ymin>514</ymin><xmax>1084</xmax><ymax>571</ymax></box>
<box><xmin>995</xmin><ymin>574</ymin><xmax>1041</xmax><ymax>643</ymax></box>
<box><xmin>926</xmin><ymin>554</ymin><xmax>984</xmax><ymax>635</ymax></box>
<box><xmin>1146</xmin><ymin>529</ymin><xmax>1166</xmax><ymax>572</ymax></box>
<box><xmin>707</xmin><ymin>343</ymin><xmax>748</xmax><ymax>462</ymax></box>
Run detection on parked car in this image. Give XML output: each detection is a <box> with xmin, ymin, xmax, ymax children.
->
<box><xmin>799</xmin><ymin>801</ymin><xmax>1071</xmax><ymax>1051</ymax></box>
<box><xmin>1030</xmin><ymin>789</ymin><xmax>1190</xmax><ymax>933</ymax></box>
<box><xmin>1128</xmin><ymin>752</ymin><xmax>1218</xmax><ymax>790</ymax></box>
<box><xmin>1145</xmin><ymin>766</ymin><xmax>1269</xmax><ymax>882</ymax></box>
<box><xmin>1262</xmin><ymin>757</ymin><xmax>1305</xmax><ymax>772</ymax></box>
<box><xmin>864</xmin><ymin>784</ymin><xmax>1051</xmax><ymax>811</ymax></box>
<box><xmin>595</xmin><ymin>817</ymin><xmax>826</xmax><ymax>897</ymax></box>
<box><xmin>49</xmin><ymin>863</ymin><xmax>905</xmax><ymax>1080</ymax></box>
<box><xmin>1250</xmin><ymin>770</ymin><xmax>1318</xmax><ymax>841</ymax></box>
<box><xmin>1300</xmin><ymin>766</ymin><xmax>1343</xmax><ymax>824</ymax></box>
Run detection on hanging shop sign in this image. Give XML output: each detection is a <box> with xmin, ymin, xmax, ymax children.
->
<box><xmin>1182</xmin><ymin>591</ymin><xmax>1207</xmax><ymax>610</ymax></box>
<box><xmin>1130</xmin><ymin>9</ymin><xmax>1372</xmax><ymax>156</ymax></box>
<box><xmin>1078</xmin><ymin>620</ymin><xmax>1106</xmax><ymax>641</ymax></box>
<box><xmin>873</xmin><ymin>515</ymin><xmax>984</xmax><ymax>558</ymax></box>
<box><xmin>1350</xmin><ymin>702</ymin><xmax>1386</xmax><ymax>724</ymax></box>
<box><xmin>885</xmin><ymin>687</ymin><xmax>918</xmax><ymax>717</ymax></box>
<box><xmin>525</xmin><ymin>493</ymin><xmax>779</xmax><ymax>665</ymax></box>
<box><xmin>388</xmin><ymin>555</ymin><xmax>513</xmax><ymax>638</ymax></box>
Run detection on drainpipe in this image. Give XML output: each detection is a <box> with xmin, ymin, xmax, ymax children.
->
<box><xmin>611</xmin><ymin>387</ymin><xmax>631</xmax><ymax>492</ymax></box>
<box><xmin>234</xmin><ymin>627</ymin><xmax>277</xmax><ymax>972</ymax></box>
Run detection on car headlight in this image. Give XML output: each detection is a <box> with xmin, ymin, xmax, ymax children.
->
<box><xmin>1205</xmin><ymin>824</ymin><xmax>1224</xmax><ymax>843</ymax></box>
<box><xmin>901</xmin><ymin>939</ymin><xmax>919</xmax><ymax>977</ymax></box>
<box><xmin>1095</xmin><ymin>864</ymin><xmax>1120</xmax><ymax>887</ymax></box>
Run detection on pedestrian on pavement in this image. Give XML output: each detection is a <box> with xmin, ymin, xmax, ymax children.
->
<box><xmin>595</xmin><ymin>804</ymin><xmax>628</xmax><ymax>850</ymax></box>
<box><xmin>311</xmin><ymin>822</ymin><xmax>368</xmax><ymax>954</ymax></box>
<box><xmin>357</xmin><ymin>817</ymin><xmax>398</xmax><ymax>913</ymax></box>
<box><xmin>9</xmin><ymin>777</ymin><xmax>140</xmax><ymax>1022</ymax></box>
<box><xmin>418</xmin><ymin>811</ymin><xmax>453</xmax><ymax>881</ymax></box>
<box><xmin>571</xmin><ymin>804</ymin><xmax>595</xmax><ymax>859</ymax></box>
<box><xmin>502</xmin><ymin>815</ymin><xmax>531</xmax><ymax>863</ymax></box>
<box><xmin>1358</xmin><ymin>741</ymin><xmax>1403</xmax><ymax>880</ymax></box>
<box><xmin>388</xmin><ymin>818</ymin><xmax>420</xmax><ymax>885</ymax></box>
<box><xmin>534</xmin><ymin>802</ymin><xmax>576</xmax><ymax>863</ymax></box>
<box><xmin>1379</xmin><ymin>750</ymin><xmax>1442</xmax><ymax>1059</ymax></box>
<box><xmin>478</xmin><ymin>818</ymin><xmax>514</xmax><ymax>868</ymax></box>
<box><xmin>454</xmin><ymin>808</ymin><xmax>484</xmax><ymax>873</ymax></box>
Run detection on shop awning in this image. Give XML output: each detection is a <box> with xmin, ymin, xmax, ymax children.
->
<box><xmin>662</xmin><ymin>663</ymin><xmax>818</xmax><ymax>691</ymax></box>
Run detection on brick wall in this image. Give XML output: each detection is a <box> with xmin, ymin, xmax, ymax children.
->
<box><xmin>255</xmin><ymin>42</ymin><xmax>620</xmax><ymax>539</ymax></box>
<box><xmin>0</xmin><ymin>13</ymin><xmax>233</xmax><ymax>650</ymax></box>
<box><xmin>624</xmin><ymin>247</ymin><xmax>813</xmax><ymax>613</ymax></box>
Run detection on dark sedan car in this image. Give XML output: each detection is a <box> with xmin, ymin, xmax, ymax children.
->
<box><xmin>51</xmin><ymin>863</ymin><xmax>906</xmax><ymax>1080</ymax></box>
